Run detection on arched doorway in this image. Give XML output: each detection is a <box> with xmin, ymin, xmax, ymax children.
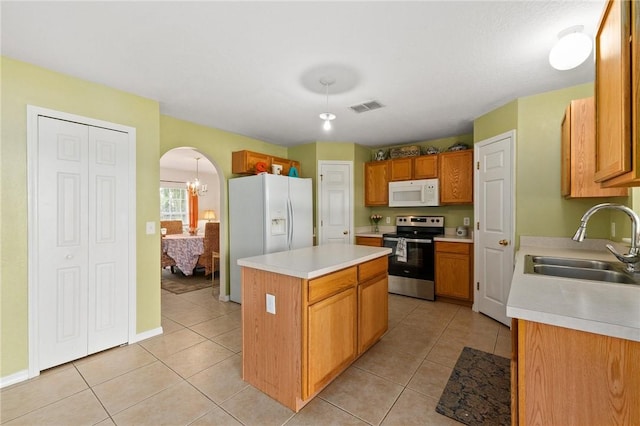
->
<box><xmin>159</xmin><ymin>147</ymin><xmax>227</xmax><ymax>301</ymax></box>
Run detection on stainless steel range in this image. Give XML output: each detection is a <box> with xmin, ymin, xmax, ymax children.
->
<box><xmin>383</xmin><ymin>215</ymin><xmax>444</xmax><ymax>300</ymax></box>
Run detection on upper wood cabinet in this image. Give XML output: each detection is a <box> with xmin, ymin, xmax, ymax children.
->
<box><xmin>439</xmin><ymin>150</ymin><xmax>473</xmax><ymax>204</ymax></box>
<box><xmin>594</xmin><ymin>0</ymin><xmax>639</xmax><ymax>186</ymax></box>
<box><xmin>389</xmin><ymin>158</ymin><xmax>413</xmax><ymax>181</ymax></box>
<box><xmin>232</xmin><ymin>150</ymin><xmax>300</xmax><ymax>176</ymax></box>
<box><xmin>413</xmin><ymin>155</ymin><xmax>438</xmax><ymax>179</ymax></box>
<box><xmin>561</xmin><ymin>97</ymin><xmax>628</xmax><ymax>198</ymax></box>
<box><xmin>364</xmin><ymin>161</ymin><xmax>389</xmax><ymax>206</ymax></box>
<box><xmin>389</xmin><ymin>155</ymin><xmax>438</xmax><ymax>181</ymax></box>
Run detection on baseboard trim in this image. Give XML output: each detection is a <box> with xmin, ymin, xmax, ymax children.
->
<box><xmin>1</xmin><ymin>369</ymin><xmax>29</xmax><ymax>389</ymax></box>
<box><xmin>218</xmin><ymin>294</ymin><xmax>230</xmax><ymax>302</ymax></box>
<box><xmin>130</xmin><ymin>326</ymin><xmax>163</xmax><ymax>344</ymax></box>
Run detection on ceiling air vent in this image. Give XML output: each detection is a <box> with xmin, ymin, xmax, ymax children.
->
<box><xmin>349</xmin><ymin>100</ymin><xmax>384</xmax><ymax>113</ymax></box>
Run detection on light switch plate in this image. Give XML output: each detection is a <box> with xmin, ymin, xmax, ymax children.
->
<box><xmin>266</xmin><ymin>293</ymin><xmax>276</xmax><ymax>314</ymax></box>
<box><xmin>146</xmin><ymin>221</ymin><xmax>155</xmax><ymax>235</ymax></box>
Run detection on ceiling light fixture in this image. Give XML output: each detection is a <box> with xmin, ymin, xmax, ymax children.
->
<box><xmin>186</xmin><ymin>157</ymin><xmax>207</xmax><ymax>196</ymax></box>
<box><xmin>549</xmin><ymin>25</ymin><xmax>592</xmax><ymax>71</ymax></box>
<box><xmin>319</xmin><ymin>78</ymin><xmax>336</xmax><ymax>131</ymax></box>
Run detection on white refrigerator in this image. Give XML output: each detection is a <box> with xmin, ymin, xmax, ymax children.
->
<box><xmin>229</xmin><ymin>174</ymin><xmax>313</xmax><ymax>303</ymax></box>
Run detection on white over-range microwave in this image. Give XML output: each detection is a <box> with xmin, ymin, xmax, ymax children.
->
<box><xmin>388</xmin><ymin>179</ymin><xmax>440</xmax><ymax>207</ymax></box>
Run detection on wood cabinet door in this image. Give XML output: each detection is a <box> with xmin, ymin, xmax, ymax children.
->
<box><xmin>358</xmin><ymin>275</ymin><xmax>388</xmax><ymax>354</ymax></box>
<box><xmin>594</xmin><ymin>0</ymin><xmax>633</xmax><ymax>183</ymax></box>
<box><xmin>435</xmin><ymin>244</ymin><xmax>471</xmax><ymax>300</ymax></box>
<box><xmin>389</xmin><ymin>158</ymin><xmax>413</xmax><ymax>181</ymax></box>
<box><xmin>307</xmin><ymin>287</ymin><xmax>357</xmax><ymax>397</ymax></box>
<box><xmin>413</xmin><ymin>155</ymin><xmax>438</xmax><ymax>179</ymax></box>
<box><xmin>563</xmin><ymin>98</ymin><xmax>628</xmax><ymax>197</ymax></box>
<box><xmin>355</xmin><ymin>236</ymin><xmax>383</xmax><ymax>247</ymax></box>
<box><xmin>365</xmin><ymin>161</ymin><xmax>389</xmax><ymax>206</ymax></box>
<box><xmin>439</xmin><ymin>150</ymin><xmax>473</xmax><ymax>204</ymax></box>
<box><xmin>561</xmin><ymin>104</ymin><xmax>572</xmax><ymax>197</ymax></box>
<box><xmin>518</xmin><ymin>320</ymin><xmax>640</xmax><ymax>424</ymax></box>
<box><xmin>232</xmin><ymin>150</ymin><xmax>270</xmax><ymax>174</ymax></box>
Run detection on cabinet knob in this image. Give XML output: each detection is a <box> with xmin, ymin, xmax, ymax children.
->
<box><xmin>343</xmin><ymin>230</ymin><xmax>349</xmax><ymax>235</ymax></box>
<box><xmin>499</xmin><ymin>239</ymin><xmax>509</xmax><ymax>246</ymax></box>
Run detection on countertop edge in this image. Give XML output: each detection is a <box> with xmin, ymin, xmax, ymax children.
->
<box><xmin>237</xmin><ymin>245</ymin><xmax>392</xmax><ymax>279</ymax></box>
<box><xmin>507</xmin><ymin>244</ymin><xmax>640</xmax><ymax>342</ymax></box>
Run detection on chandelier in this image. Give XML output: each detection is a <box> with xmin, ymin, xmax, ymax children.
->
<box><xmin>186</xmin><ymin>157</ymin><xmax>207</xmax><ymax>196</ymax></box>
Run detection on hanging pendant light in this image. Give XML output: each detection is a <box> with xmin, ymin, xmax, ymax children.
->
<box><xmin>186</xmin><ymin>157</ymin><xmax>207</xmax><ymax>196</ymax></box>
<box><xmin>549</xmin><ymin>25</ymin><xmax>592</xmax><ymax>71</ymax></box>
<box><xmin>319</xmin><ymin>78</ymin><xmax>336</xmax><ymax>131</ymax></box>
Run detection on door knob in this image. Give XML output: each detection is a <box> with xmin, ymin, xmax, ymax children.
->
<box><xmin>65</xmin><ymin>254</ymin><xmax>73</xmax><ymax>259</ymax></box>
<box><xmin>343</xmin><ymin>230</ymin><xmax>349</xmax><ymax>235</ymax></box>
<box><xmin>499</xmin><ymin>239</ymin><xmax>509</xmax><ymax>246</ymax></box>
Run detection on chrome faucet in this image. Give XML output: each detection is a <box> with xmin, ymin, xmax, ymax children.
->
<box><xmin>572</xmin><ymin>203</ymin><xmax>640</xmax><ymax>273</ymax></box>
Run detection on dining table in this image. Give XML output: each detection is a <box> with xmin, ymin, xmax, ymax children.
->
<box><xmin>161</xmin><ymin>234</ymin><xmax>204</xmax><ymax>276</ymax></box>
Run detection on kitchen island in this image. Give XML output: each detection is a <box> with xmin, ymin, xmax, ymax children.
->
<box><xmin>238</xmin><ymin>244</ymin><xmax>391</xmax><ymax>412</ymax></box>
<box><xmin>507</xmin><ymin>238</ymin><xmax>640</xmax><ymax>425</ymax></box>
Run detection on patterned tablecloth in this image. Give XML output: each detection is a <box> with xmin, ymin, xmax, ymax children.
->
<box><xmin>162</xmin><ymin>234</ymin><xmax>204</xmax><ymax>276</ymax></box>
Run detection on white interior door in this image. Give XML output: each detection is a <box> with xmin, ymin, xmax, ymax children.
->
<box><xmin>318</xmin><ymin>161</ymin><xmax>353</xmax><ymax>244</ymax></box>
<box><xmin>474</xmin><ymin>131</ymin><xmax>515</xmax><ymax>327</ymax></box>
<box><xmin>37</xmin><ymin>116</ymin><xmax>129</xmax><ymax>370</ymax></box>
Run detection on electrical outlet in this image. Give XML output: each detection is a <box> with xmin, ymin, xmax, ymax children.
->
<box><xmin>266</xmin><ymin>293</ymin><xmax>276</xmax><ymax>314</ymax></box>
<box><xmin>386</xmin><ymin>216</ymin><xmax>391</xmax><ymax>224</ymax></box>
<box><xmin>146</xmin><ymin>221</ymin><xmax>155</xmax><ymax>235</ymax></box>
<box><xmin>463</xmin><ymin>217</ymin><xmax>470</xmax><ymax>226</ymax></box>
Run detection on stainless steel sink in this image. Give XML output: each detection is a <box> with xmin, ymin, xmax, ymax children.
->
<box><xmin>529</xmin><ymin>255</ymin><xmax>612</xmax><ymax>270</ymax></box>
<box><xmin>524</xmin><ymin>255</ymin><xmax>640</xmax><ymax>285</ymax></box>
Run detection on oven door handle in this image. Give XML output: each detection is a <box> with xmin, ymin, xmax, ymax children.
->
<box><xmin>383</xmin><ymin>237</ymin><xmax>432</xmax><ymax>244</ymax></box>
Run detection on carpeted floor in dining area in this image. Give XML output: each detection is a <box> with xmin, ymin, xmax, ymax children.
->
<box><xmin>161</xmin><ymin>267</ymin><xmax>218</xmax><ymax>294</ymax></box>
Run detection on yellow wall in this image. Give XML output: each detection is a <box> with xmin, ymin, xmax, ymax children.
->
<box><xmin>159</xmin><ymin>115</ymin><xmax>294</xmax><ymax>296</ymax></box>
<box><xmin>365</xmin><ymin>134</ymin><xmax>475</xmax><ymax>229</ymax></box>
<box><xmin>474</xmin><ymin>82</ymin><xmax>631</xmax><ymax>244</ymax></box>
<box><xmin>1</xmin><ymin>57</ymin><xmax>161</xmax><ymax>377</ymax></box>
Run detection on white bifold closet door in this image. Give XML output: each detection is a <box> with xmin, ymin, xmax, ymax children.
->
<box><xmin>37</xmin><ymin>116</ymin><xmax>130</xmax><ymax>370</ymax></box>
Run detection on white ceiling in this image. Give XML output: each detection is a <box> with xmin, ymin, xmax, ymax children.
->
<box><xmin>2</xmin><ymin>1</ymin><xmax>605</xmax><ymax>150</ymax></box>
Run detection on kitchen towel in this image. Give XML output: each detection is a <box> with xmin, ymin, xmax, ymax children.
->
<box><xmin>396</xmin><ymin>237</ymin><xmax>407</xmax><ymax>262</ymax></box>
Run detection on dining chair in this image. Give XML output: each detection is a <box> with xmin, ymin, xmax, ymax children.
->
<box><xmin>160</xmin><ymin>220</ymin><xmax>183</xmax><ymax>235</ymax></box>
<box><xmin>160</xmin><ymin>220</ymin><xmax>182</xmax><ymax>273</ymax></box>
<box><xmin>196</xmin><ymin>222</ymin><xmax>219</xmax><ymax>277</ymax></box>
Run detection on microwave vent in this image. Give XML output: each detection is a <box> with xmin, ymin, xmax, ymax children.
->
<box><xmin>349</xmin><ymin>100</ymin><xmax>384</xmax><ymax>113</ymax></box>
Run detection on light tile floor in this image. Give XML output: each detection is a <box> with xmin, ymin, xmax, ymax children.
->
<box><xmin>1</xmin><ymin>282</ymin><xmax>510</xmax><ymax>425</ymax></box>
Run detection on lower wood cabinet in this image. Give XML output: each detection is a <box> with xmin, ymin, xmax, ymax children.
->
<box><xmin>357</xmin><ymin>256</ymin><xmax>388</xmax><ymax>354</ymax></box>
<box><xmin>241</xmin><ymin>256</ymin><xmax>388</xmax><ymax>412</ymax></box>
<box><xmin>512</xmin><ymin>319</ymin><xmax>640</xmax><ymax>424</ymax></box>
<box><xmin>307</xmin><ymin>287</ymin><xmax>357</xmax><ymax>396</ymax></box>
<box><xmin>355</xmin><ymin>236</ymin><xmax>383</xmax><ymax>247</ymax></box>
<box><xmin>435</xmin><ymin>241</ymin><xmax>473</xmax><ymax>305</ymax></box>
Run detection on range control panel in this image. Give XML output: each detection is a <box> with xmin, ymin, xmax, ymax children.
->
<box><xmin>395</xmin><ymin>215</ymin><xmax>444</xmax><ymax>228</ymax></box>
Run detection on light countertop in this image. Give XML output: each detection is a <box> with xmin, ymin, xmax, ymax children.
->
<box><xmin>434</xmin><ymin>235</ymin><xmax>473</xmax><ymax>243</ymax></box>
<box><xmin>237</xmin><ymin>244</ymin><xmax>392</xmax><ymax>279</ymax></box>
<box><xmin>355</xmin><ymin>233</ymin><xmax>383</xmax><ymax>238</ymax></box>
<box><xmin>507</xmin><ymin>242</ymin><xmax>640</xmax><ymax>342</ymax></box>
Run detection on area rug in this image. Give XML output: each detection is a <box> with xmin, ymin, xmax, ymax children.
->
<box><xmin>436</xmin><ymin>346</ymin><xmax>511</xmax><ymax>426</ymax></box>
<box><xmin>161</xmin><ymin>269</ymin><xmax>217</xmax><ymax>294</ymax></box>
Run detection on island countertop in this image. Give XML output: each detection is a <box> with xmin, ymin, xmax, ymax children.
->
<box><xmin>507</xmin><ymin>243</ymin><xmax>640</xmax><ymax>342</ymax></box>
<box><xmin>237</xmin><ymin>244</ymin><xmax>391</xmax><ymax>279</ymax></box>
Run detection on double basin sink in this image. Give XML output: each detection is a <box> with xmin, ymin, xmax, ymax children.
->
<box><xmin>524</xmin><ymin>255</ymin><xmax>640</xmax><ymax>285</ymax></box>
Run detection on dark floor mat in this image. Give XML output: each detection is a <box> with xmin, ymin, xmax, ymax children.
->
<box><xmin>436</xmin><ymin>346</ymin><xmax>510</xmax><ymax>426</ymax></box>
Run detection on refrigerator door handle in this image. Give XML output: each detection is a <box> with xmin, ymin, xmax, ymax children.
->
<box><xmin>287</xmin><ymin>198</ymin><xmax>293</xmax><ymax>250</ymax></box>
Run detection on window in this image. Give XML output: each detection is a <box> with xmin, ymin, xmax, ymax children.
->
<box><xmin>160</xmin><ymin>187</ymin><xmax>188</xmax><ymax>223</ymax></box>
